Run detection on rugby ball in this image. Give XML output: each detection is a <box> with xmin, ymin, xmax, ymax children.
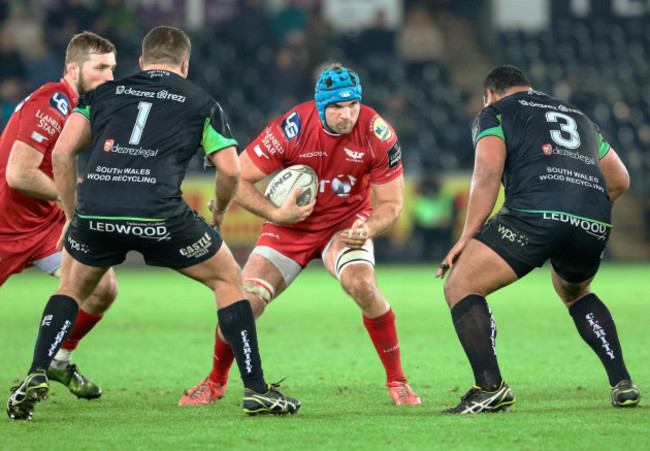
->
<box><xmin>264</xmin><ymin>165</ymin><xmax>318</xmax><ymax>207</ymax></box>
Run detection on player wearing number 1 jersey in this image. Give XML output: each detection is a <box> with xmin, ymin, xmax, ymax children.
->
<box><xmin>8</xmin><ymin>26</ymin><xmax>299</xmax><ymax>421</ymax></box>
<box><xmin>180</xmin><ymin>63</ymin><xmax>421</xmax><ymax>407</ymax></box>
<box><xmin>436</xmin><ymin>65</ymin><xmax>640</xmax><ymax>414</ymax></box>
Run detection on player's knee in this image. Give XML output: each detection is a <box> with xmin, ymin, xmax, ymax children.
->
<box><xmin>340</xmin><ymin>268</ymin><xmax>378</xmax><ymax>302</ymax></box>
<box><xmin>96</xmin><ymin>271</ymin><xmax>119</xmax><ymax>302</ymax></box>
<box><xmin>243</xmin><ymin>279</ymin><xmax>274</xmax><ymax>304</ymax></box>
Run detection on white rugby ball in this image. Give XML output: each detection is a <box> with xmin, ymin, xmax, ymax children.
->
<box><xmin>264</xmin><ymin>165</ymin><xmax>318</xmax><ymax>207</ymax></box>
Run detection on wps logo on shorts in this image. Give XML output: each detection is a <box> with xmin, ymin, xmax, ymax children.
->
<box><xmin>67</xmin><ymin>235</ymin><xmax>90</xmax><ymax>253</ymax></box>
<box><xmin>104</xmin><ymin>139</ymin><xmax>114</xmax><ymax>152</ymax></box>
<box><xmin>497</xmin><ymin>224</ymin><xmax>528</xmax><ymax>246</ymax></box>
<box><xmin>542</xmin><ymin>144</ymin><xmax>553</xmax><ymax>155</ymax></box>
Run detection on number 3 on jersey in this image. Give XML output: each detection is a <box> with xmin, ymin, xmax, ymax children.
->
<box><xmin>545</xmin><ymin>111</ymin><xmax>580</xmax><ymax>149</ymax></box>
<box><xmin>130</xmin><ymin>101</ymin><xmax>152</xmax><ymax>145</ymax></box>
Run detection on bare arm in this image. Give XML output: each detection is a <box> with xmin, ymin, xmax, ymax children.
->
<box><xmin>52</xmin><ymin>113</ymin><xmax>93</xmax><ymax>220</ymax></box>
<box><xmin>233</xmin><ymin>151</ymin><xmax>314</xmax><ymax>224</ymax></box>
<box><xmin>5</xmin><ymin>141</ymin><xmax>59</xmax><ymax>200</ymax></box>
<box><xmin>207</xmin><ymin>145</ymin><xmax>240</xmax><ymax>230</ymax></box>
<box><xmin>436</xmin><ymin>135</ymin><xmax>505</xmax><ymax>278</ymax></box>
<box><xmin>599</xmin><ymin>148</ymin><xmax>629</xmax><ymax>201</ymax></box>
<box><xmin>341</xmin><ymin>174</ymin><xmax>404</xmax><ymax>249</ymax></box>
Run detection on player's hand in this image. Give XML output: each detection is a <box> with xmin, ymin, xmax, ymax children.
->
<box><xmin>341</xmin><ymin>219</ymin><xmax>371</xmax><ymax>249</ymax></box>
<box><xmin>207</xmin><ymin>199</ymin><xmax>225</xmax><ymax>231</ymax></box>
<box><xmin>435</xmin><ymin>239</ymin><xmax>468</xmax><ymax>279</ymax></box>
<box><xmin>56</xmin><ymin>218</ymin><xmax>72</xmax><ymax>251</ymax></box>
<box><xmin>272</xmin><ymin>187</ymin><xmax>316</xmax><ymax>224</ymax></box>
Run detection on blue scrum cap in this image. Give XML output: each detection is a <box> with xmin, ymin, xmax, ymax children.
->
<box><xmin>314</xmin><ymin>66</ymin><xmax>362</xmax><ymax>125</ymax></box>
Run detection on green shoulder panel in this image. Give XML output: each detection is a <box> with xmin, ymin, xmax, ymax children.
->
<box><xmin>201</xmin><ymin>118</ymin><xmax>237</xmax><ymax>156</ymax></box>
<box><xmin>73</xmin><ymin>105</ymin><xmax>91</xmax><ymax>120</ymax></box>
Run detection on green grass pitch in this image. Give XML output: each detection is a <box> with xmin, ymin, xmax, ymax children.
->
<box><xmin>1</xmin><ymin>262</ymin><xmax>648</xmax><ymax>449</ymax></box>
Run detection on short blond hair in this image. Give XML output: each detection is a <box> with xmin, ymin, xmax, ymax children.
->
<box><xmin>64</xmin><ymin>31</ymin><xmax>116</xmax><ymax>75</ymax></box>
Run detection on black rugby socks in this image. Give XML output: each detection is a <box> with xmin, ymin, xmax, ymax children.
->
<box><xmin>217</xmin><ymin>299</ymin><xmax>267</xmax><ymax>393</ymax></box>
<box><xmin>450</xmin><ymin>295</ymin><xmax>503</xmax><ymax>391</ymax></box>
<box><xmin>29</xmin><ymin>295</ymin><xmax>79</xmax><ymax>374</ymax></box>
<box><xmin>569</xmin><ymin>293</ymin><xmax>631</xmax><ymax>385</ymax></box>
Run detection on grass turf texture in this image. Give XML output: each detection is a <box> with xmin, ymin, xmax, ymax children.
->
<box><xmin>1</xmin><ymin>263</ymin><xmax>648</xmax><ymax>450</ymax></box>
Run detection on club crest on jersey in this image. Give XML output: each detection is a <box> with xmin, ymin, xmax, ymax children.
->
<box><xmin>104</xmin><ymin>139</ymin><xmax>114</xmax><ymax>152</ymax></box>
<box><xmin>344</xmin><ymin>148</ymin><xmax>364</xmax><ymax>162</ymax></box>
<box><xmin>372</xmin><ymin>117</ymin><xmax>392</xmax><ymax>142</ymax></box>
<box><xmin>542</xmin><ymin>144</ymin><xmax>553</xmax><ymax>155</ymax></box>
<box><xmin>49</xmin><ymin>92</ymin><xmax>71</xmax><ymax>117</ymax></box>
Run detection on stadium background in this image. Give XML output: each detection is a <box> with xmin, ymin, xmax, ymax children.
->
<box><xmin>2</xmin><ymin>0</ymin><xmax>649</xmax><ymax>263</ymax></box>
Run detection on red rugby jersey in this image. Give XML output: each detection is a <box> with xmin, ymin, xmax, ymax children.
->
<box><xmin>0</xmin><ymin>79</ymin><xmax>76</xmax><ymax>235</ymax></box>
<box><xmin>246</xmin><ymin>101</ymin><xmax>403</xmax><ymax>231</ymax></box>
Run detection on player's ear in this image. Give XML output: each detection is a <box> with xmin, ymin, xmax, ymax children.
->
<box><xmin>181</xmin><ymin>59</ymin><xmax>189</xmax><ymax>78</ymax></box>
<box><xmin>66</xmin><ymin>62</ymin><xmax>79</xmax><ymax>81</ymax></box>
<box><xmin>139</xmin><ymin>56</ymin><xmax>144</xmax><ymax>70</ymax></box>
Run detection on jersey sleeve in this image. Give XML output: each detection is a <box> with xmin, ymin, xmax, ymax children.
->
<box><xmin>73</xmin><ymin>90</ymin><xmax>95</xmax><ymax>120</ymax></box>
<box><xmin>244</xmin><ymin>114</ymin><xmax>291</xmax><ymax>175</ymax></box>
<box><xmin>593</xmin><ymin>122</ymin><xmax>611</xmax><ymax>159</ymax></box>
<box><xmin>472</xmin><ymin>106</ymin><xmax>504</xmax><ymax>147</ymax></box>
<box><xmin>15</xmin><ymin>91</ymin><xmax>71</xmax><ymax>154</ymax></box>
<box><xmin>201</xmin><ymin>102</ymin><xmax>238</xmax><ymax>160</ymax></box>
<box><xmin>368</xmin><ymin>114</ymin><xmax>403</xmax><ymax>184</ymax></box>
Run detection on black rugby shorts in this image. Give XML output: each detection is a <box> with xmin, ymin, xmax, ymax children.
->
<box><xmin>65</xmin><ymin>208</ymin><xmax>223</xmax><ymax>269</ymax></box>
<box><xmin>474</xmin><ymin>208</ymin><xmax>610</xmax><ymax>283</ymax></box>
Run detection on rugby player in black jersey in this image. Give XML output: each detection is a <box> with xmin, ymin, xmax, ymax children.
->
<box><xmin>436</xmin><ymin>65</ymin><xmax>641</xmax><ymax>414</ymax></box>
<box><xmin>7</xmin><ymin>26</ymin><xmax>299</xmax><ymax>421</ymax></box>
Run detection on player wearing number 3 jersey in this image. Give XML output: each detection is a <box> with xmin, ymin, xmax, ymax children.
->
<box><xmin>436</xmin><ymin>65</ymin><xmax>640</xmax><ymax>414</ymax></box>
<box><xmin>8</xmin><ymin>26</ymin><xmax>299</xmax><ymax>421</ymax></box>
<box><xmin>179</xmin><ymin>63</ymin><xmax>421</xmax><ymax>407</ymax></box>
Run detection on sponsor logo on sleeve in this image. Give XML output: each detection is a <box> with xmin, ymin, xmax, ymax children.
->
<box><xmin>372</xmin><ymin>117</ymin><xmax>393</xmax><ymax>142</ymax></box>
<box><xmin>260</xmin><ymin>127</ymin><xmax>284</xmax><ymax>155</ymax></box>
<box><xmin>387</xmin><ymin>141</ymin><xmax>402</xmax><ymax>169</ymax></box>
<box><xmin>49</xmin><ymin>92</ymin><xmax>70</xmax><ymax>117</ymax></box>
<box><xmin>281</xmin><ymin>111</ymin><xmax>301</xmax><ymax>141</ymax></box>
<box><xmin>36</xmin><ymin>110</ymin><xmax>62</xmax><ymax>136</ymax></box>
<box><xmin>253</xmin><ymin>144</ymin><xmax>269</xmax><ymax>159</ymax></box>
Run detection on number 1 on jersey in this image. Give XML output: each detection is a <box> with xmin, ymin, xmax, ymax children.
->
<box><xmin>130</xmin><ymin>101</ymin><xmax>152</xmax><ymax>145</ymax></box>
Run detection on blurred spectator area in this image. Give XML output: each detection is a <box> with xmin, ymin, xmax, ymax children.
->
<box><xmin>1</xmin><ymin>0</ymin><xmax>649</xmax><ymax>245</ymax></box>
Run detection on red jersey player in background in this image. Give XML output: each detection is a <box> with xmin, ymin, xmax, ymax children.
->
<box><xmin>0</xmin><ymin>32</ymin><xmax>118</xmax><ymax>400</ymax></box>
<box><xmin>180</xmin><ymin>63</ymin><xmax>421</xmax><ymax>406</ymax></box>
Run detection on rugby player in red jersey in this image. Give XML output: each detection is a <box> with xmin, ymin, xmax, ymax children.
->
<box><xmin>180</xmin><ymin>63</ymin><xmax>421</xmax><ymax>406</ymax></box>
<box><xmin>1</xmin><ymin>32</ymin><xmax>118</xmax><ymax>399</ymax></box>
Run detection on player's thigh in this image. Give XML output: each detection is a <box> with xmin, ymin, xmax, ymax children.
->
<box><xmin>56</xmin><ymin>250</ymin><xmax>110</xmax><ymax>302</ymax></box>
<box><xmin>177</xmin><ymin>241</ymin><xmax>243</xmax><ymax>291</ymax></box>
<box><xmin>444</xmin><ymin>239</ymin><xmax>518</xmax><ymax>306</ymax></box>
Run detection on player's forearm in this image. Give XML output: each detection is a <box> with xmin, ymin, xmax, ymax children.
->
<box><xmin>52</xmin><ymin>153</ymin><xmax>78</xmax><ymax>219</ymax></box>
<box><xmin>214</xmin><ymin>171</ymin><xmax>239</xmax><ymax>213</ymax></box>
<box><xmin>6</xmin><ymin>167</ymin><xmax>59</xmax><ymax>200</ymax></box>
<box><xmin>460</xmin><ymin>172</ymin><xmax>501</xmax><ymax>241</ymax></box>
<box><xmin>235</xmin><ymin>180</ymin><xmax>277</xmax><ymax>220</ymax></box>
<box><xmin>365</xmin><ymin>199</ymin><xmax>402</xmax><ymax>238</ymax></box>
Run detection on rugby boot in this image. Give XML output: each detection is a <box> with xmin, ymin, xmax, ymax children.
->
<box><xmin>611</xmin><ymin>380</ymin><xmax>641</xmax><ymax>407</ymax></box>
<box><xmin>242</xmin><ymin>381</ymin><xmax>300</xmax><ymax>415</ymax></box>
<box><xmin>7</xmin><ymin>369</ymin><xmax>49</xmax><ymax>420</ymax></box>
<box><xmin>441</xmin><ymin>380</ymin><xmax>515</xmax><ymax>414</ymax></box>
<box><xmin>178</xmin><ymin>378</ymin><xmax>227</xmax><ymax>406</ymax></box>
<box><xmin>387</xmin><ymin>381</ymin><xmax>422</xmax><ymax>405</ymax></box>
<box><xmin>47</xmin><ymin>364</ymin><xmax>102</xmax><ymax>400</ymax></box>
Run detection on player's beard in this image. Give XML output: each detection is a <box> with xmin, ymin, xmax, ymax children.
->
<box><xmin>77</xmin><ymin>72</ymin><xmax>92</xmax><ymax>96</ymax></box>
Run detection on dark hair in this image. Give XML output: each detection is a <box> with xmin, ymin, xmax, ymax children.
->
<box><xmin>142</xmin><ymin>26</ymin><xmax>191</xmax><ymax>66</ymax></box>
<box><xmin>483</xmin><ymin>65</ymin><xmax>530</xmax><ymax>97</ymax></box>
<box><xmin>64</xmin><ymin>31</ymin><xmax>116</xmax><ymax>75</ymax></box>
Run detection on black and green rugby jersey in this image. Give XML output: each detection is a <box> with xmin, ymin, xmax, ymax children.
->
<box><xmin>74</xmin><ymin>70</ymin><xmax>237</xmax><ymax>220</ymax></box>
<box><xmin>472</xmin><ymin>90</ymin><xmax>612</xmax><ymax>225</ymax></box>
